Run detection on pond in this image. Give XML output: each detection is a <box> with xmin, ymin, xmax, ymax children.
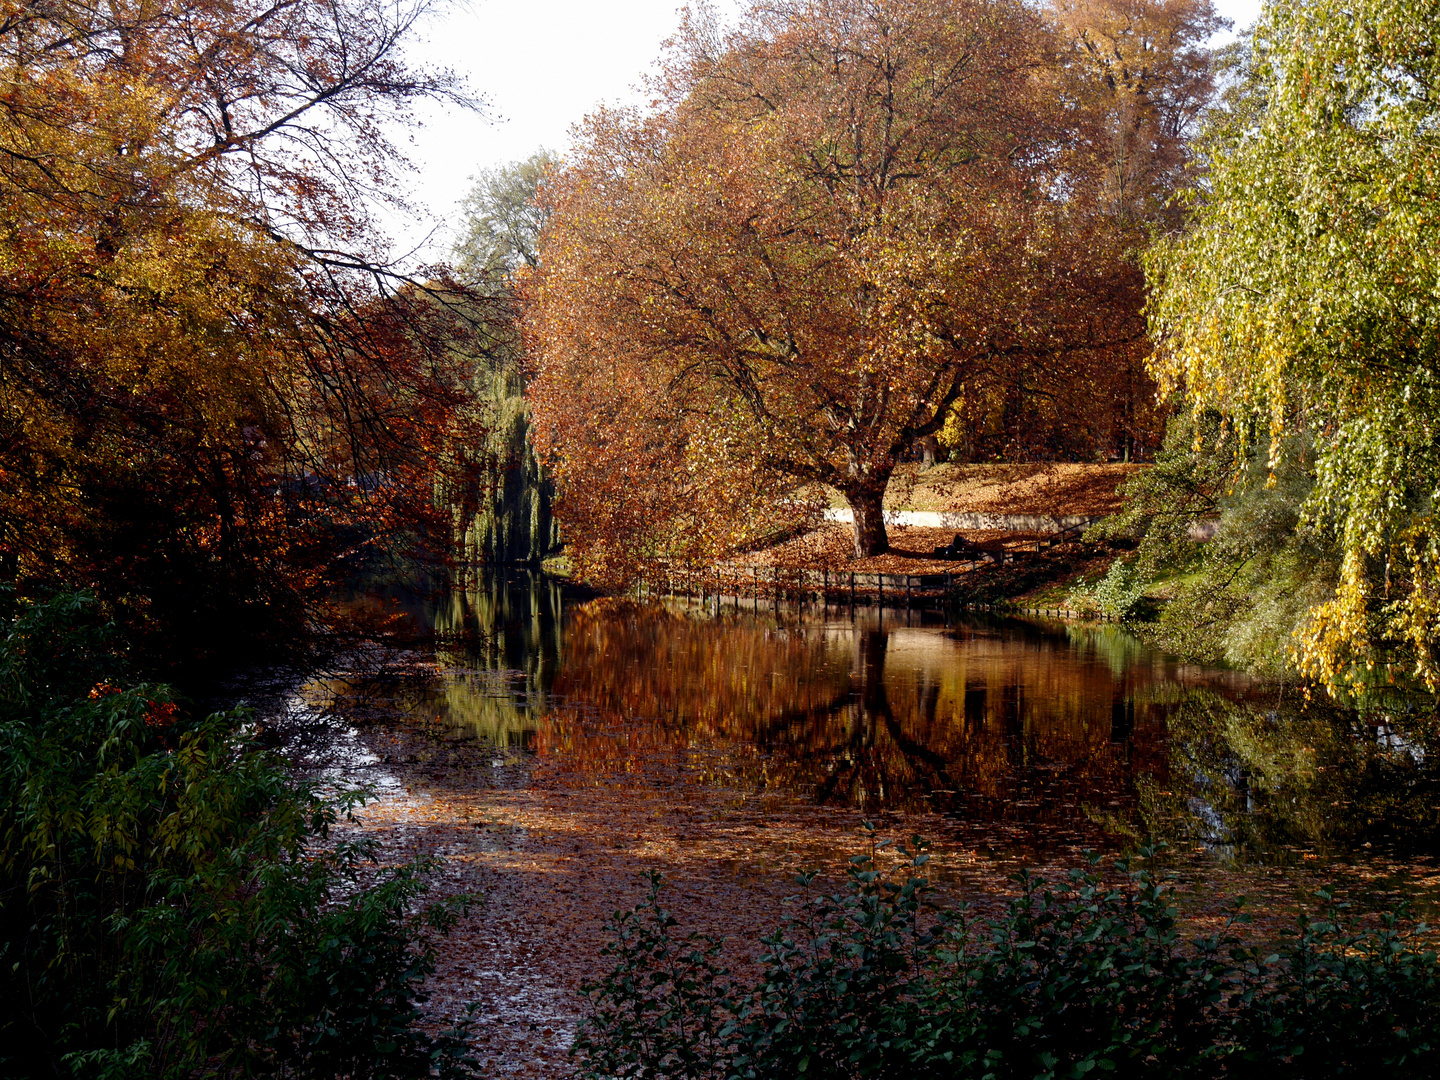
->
<box><xmin>374</xmin><ymin>568</ymin><xmax>1440</xmax><ymax>870</ymax></box>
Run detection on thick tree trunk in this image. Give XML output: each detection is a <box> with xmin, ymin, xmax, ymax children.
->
<box><xmin>847</xmin><ymin>486</ymin><xmax>888</xmax><ymax>557</ymax></box>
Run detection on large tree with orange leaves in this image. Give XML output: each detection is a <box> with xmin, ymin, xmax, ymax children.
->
<box><xmin>930</xmin><ymin>0</ymin><xmax>1226</xmax><ymax>465</ymax></box>
<box><xmin>1050</xmin><ymin>0</ymin><xmax>1229</xmax><ymax>226</ymax></box>
<box><xmin>0</xmin><ymin>0</ymin><xmax>483</xmax><ymax>670</ymax></box>
<box><xmin>526</xmin><ymin>0</ymin><xmax>1168</xmax><ymax>565</ymax></box>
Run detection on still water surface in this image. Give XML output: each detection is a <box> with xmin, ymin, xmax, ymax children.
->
<box><xmin>382</xmin><ymin>570</ymin><xmax>1440</xmax><ymax>868</ymax></box>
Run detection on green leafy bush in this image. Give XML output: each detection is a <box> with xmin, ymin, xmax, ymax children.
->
<box><xmin>0</xmin><ymin>591</ymin><xmax>480</xmax><ymax>1079</ymax></box>
<box><xmin>1093</xmin><ymin>409</ymin><xmax>1342</xmax><ymax>677</ymax></box>
<box><xmin>1067</xmin><ymin>558</ymin><xmax>1149</xmax><ymax>622</ymax></box>
<box><xmin>575</xmin><ymin>830</ymin><xmax>1440</xmax><ymax>1079</ymax></box>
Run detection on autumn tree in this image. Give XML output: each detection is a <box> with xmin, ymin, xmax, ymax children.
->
<box><xmin>454</xmin><ymin>150</ymin><xmax>559</xmax><ymax>278</ymax></box>
<box><xmin>928</xmin><ymin>0</ymin><xmax>1228</xmax><ymax>467</ymax></box>
<box><xmin>526</xmin><ymin>0</ymin><xmax>1161</xmax><ymax>566</ymax></box>
<box><xmin>1146</xmin><ymin>0</ymin><xmax>1440</xmax><ymax>694</ymax></box>
<box><xmin>0</xmin><ymin>0</ymin><xmax>481</xmax><ymax>671</ymax></box>
<box><xmin>1049</xmin><ymin>0</ymin><xmax>1229</xmax><ymax>226</ymax></box>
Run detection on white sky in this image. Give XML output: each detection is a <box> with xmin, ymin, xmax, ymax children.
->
<box><xmin>390</xmin><ymin>0</ymin><xmax>1263</xmax><ymax>262</ymax></box>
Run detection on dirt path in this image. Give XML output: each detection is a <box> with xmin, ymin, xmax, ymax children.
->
<box><xmin>746</xmin><ymin>523</ymin><xmax>1049</xmax><ymax>575</ymax></box>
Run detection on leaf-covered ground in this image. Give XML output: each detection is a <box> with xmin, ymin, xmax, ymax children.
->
<box><xmin>825</xmin><ymin>462</ymin><xmax>1144</xmax><ymax>516</ymax></box>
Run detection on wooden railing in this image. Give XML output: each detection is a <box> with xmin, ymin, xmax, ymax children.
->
<box><xmin>640</xmin><ymin>566</ymin><xmax>1122</xmax><ymax>620</ymax></box>
<box><xmin>635</xmin><ymin>521</ymin><xmax>1118</xmax><ymax>618</ymax></box>
<box><xmin>641</xmin><ymin>563</ymin><xmax>983</xmax><ymax>609</ymax></box>
<box><xmin>1027</xmin><ymin>519</ymin><xmax>1092</xmax><ymax>553</ymax></box>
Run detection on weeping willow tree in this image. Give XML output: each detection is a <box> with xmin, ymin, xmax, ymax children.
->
<box><xmin>439</xmin><ymin>359</ymin><xmax>560</xmax><ymax>565</ymax></box>
<box><xmin>1146</xmin><ymin>1</ymin><xmax>1440</xmax><ymax>695</ymax></box>
<box><xmin>438</xmin><ymin>152</ymin><xmax>562</xmax><ymax>566</ymax></box>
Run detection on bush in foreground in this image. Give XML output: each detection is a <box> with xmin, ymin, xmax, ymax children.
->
<box><xmin>576</xmin><ymin>832</ymin><xmax>1440</xmax><ymax>1078</ymax></box>
<box><xmin>0</xmin><ymin>592</ymin><xmax>480</xmax><ymax>1079</ymax></box>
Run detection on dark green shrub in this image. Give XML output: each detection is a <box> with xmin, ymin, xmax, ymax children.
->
<box><xmin>0</xmin><ymin>591</ymin><xmax>480</xmax><ymax>1079</ymax></box>
<box><xmin>1222</xmin><ymin>892</ymin><xmax>1440</xmax><ymax>1076</ymax></box>
<box><xmin>575</xmin><ymin>829</ymin><xmax>1440</xmax><ymax>1079</ymax></box>
<box><xmin>574</xmin><ymin>869</ymin><xmax>737</xmax><ymax>1080</ymax></box>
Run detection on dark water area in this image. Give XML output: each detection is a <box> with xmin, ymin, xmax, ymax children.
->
<box><xmin>364</xmin><ymin>569</ymin><xmax>1440</xmax><ymax>879</ymax></box>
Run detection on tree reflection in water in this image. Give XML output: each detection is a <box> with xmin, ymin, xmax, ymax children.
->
<box><xmin>406</xmin><ymin>571</ymin><xmax>1440</xmax><ymax>862</ymax></box>
<box><xmin>1141</xmin><ymin>690</ymin><xmax>1440</xmax><ymax>862</ymax></box>
<box><xmin>421</xmin><ymin>574</ymin><xmax>1177</xmax><ymax>829</ymax></box>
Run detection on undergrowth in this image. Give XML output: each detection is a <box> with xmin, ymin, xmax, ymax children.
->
<box><xmin>0</xmin><ymin>591</ymin><xmax>481</xmax><ymax>1079</ymax></box>
<box><xmin>576</xmin><ymin>827</ymin><xmax>1440</xmax><ymax>1079</ymax></box>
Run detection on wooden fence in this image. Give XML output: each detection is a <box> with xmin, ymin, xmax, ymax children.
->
<box><xmin>641</xmin><ymin>564</ymin><xmax>979</xmax><ymax>609</ymax></box>
<box><xmin>636</xmin><ymin>519</ymin><xmax>1116</xmax><ymax>619</ymax></box>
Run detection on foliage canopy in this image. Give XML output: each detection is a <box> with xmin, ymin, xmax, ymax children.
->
<box><xmin>0</xmin><ymin>0</ymin><xmax>482</xmax><ymax>669</ymax></box>
<box><xmin>526</xmin><ymin>0</ymin><xmax>1197</xmax><ymax>571</ymax></box>
<box><xmin>1146</xmin><ymin>0</ymin><xmax>1440</xmax><ymax>693</ymax></box>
